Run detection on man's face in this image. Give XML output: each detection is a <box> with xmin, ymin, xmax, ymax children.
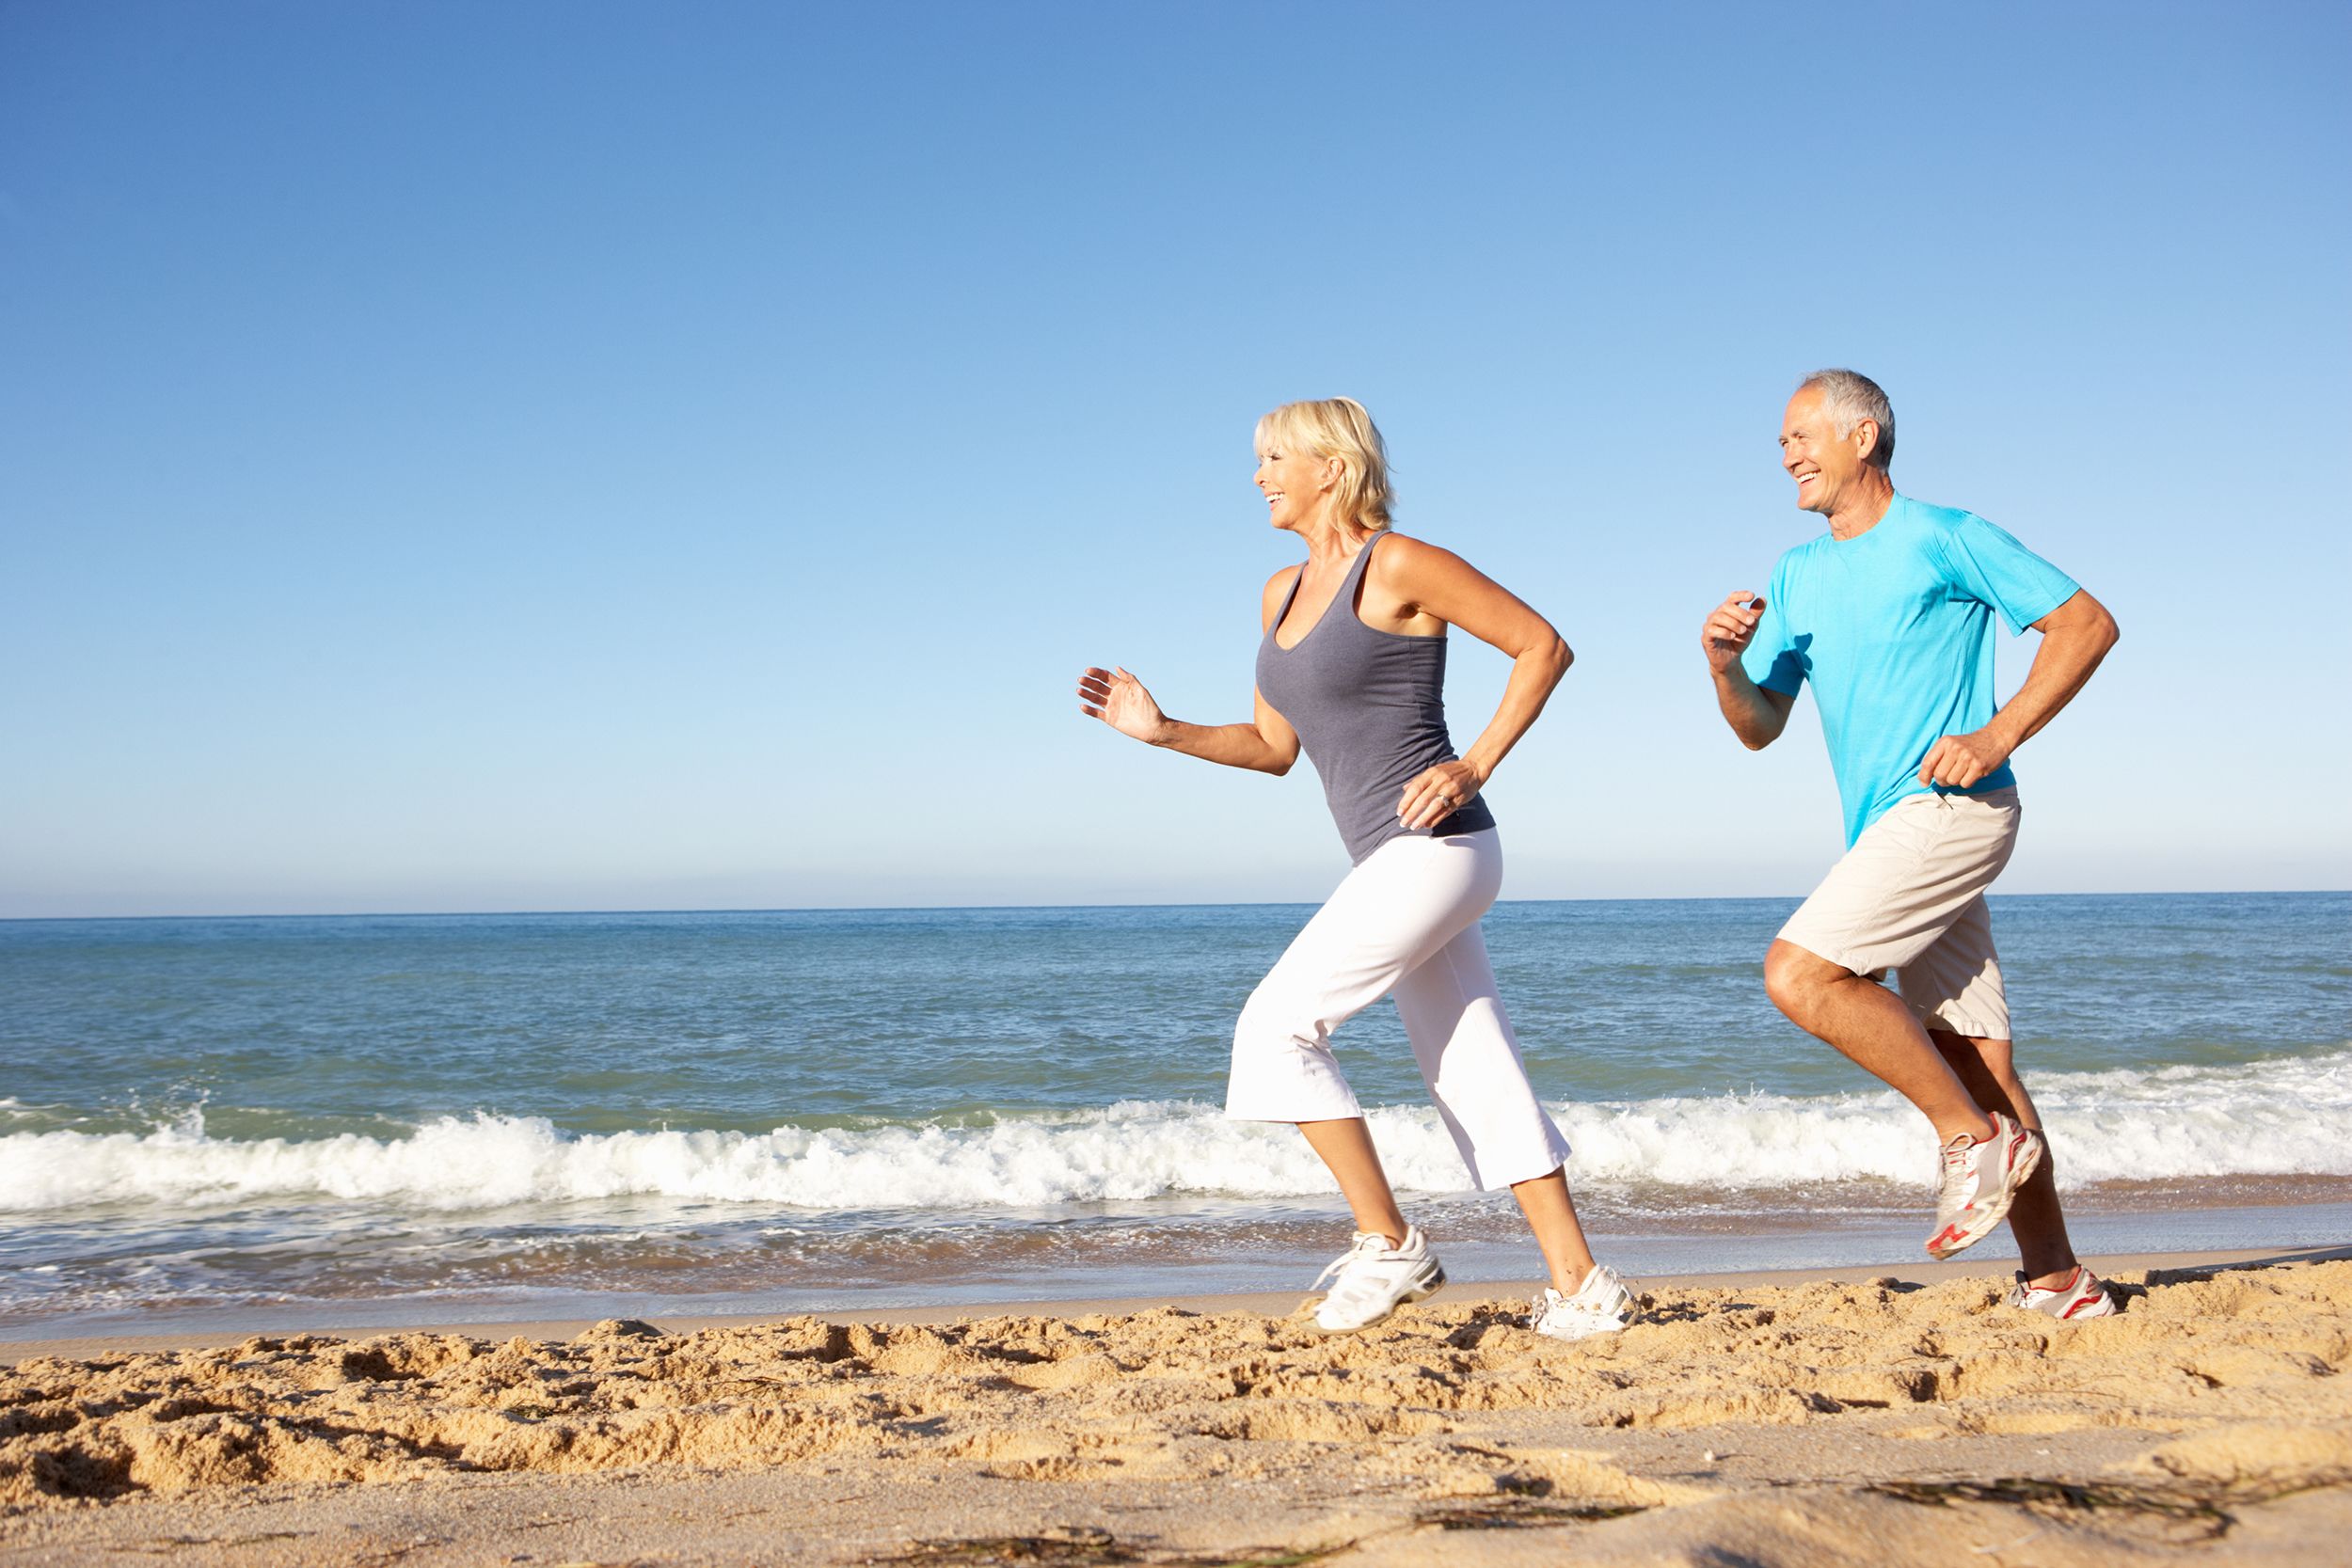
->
<box><xmin>1779</xmin><ymin>388</ymin><xmax>1876</xmax><ymax>515</ymax></box>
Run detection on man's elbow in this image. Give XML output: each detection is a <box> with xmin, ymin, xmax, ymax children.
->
<box><xmin>2071</xmin><ymin>602</ymin><xmax>2120</xmax><ymax>663</ymax></box>
<box><xmin>2058</xmin><ymin>591</ymin><xmax>2120</xmax><ymax>654</ymax></box>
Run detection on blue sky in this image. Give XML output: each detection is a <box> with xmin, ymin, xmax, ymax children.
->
<box><xmin>4</xmin><ymin>1</ymin><xmax>2346</xmax><ymax>917</ymax></box>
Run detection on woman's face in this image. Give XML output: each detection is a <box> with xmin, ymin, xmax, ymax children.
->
<box><xmin>1254</xmin><ymin>444</ymin><xmax>1333</xmax><ymax>533</ymax></box>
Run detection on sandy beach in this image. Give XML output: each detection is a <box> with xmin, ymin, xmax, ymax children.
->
<box><xmin>4</xmin><ymin>1247</ymin><xmax>2348</xmax><ymax>1565</ymax></box>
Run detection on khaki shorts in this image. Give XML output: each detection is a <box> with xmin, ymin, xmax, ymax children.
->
<box><xmin>1778</xmin><ymin>787</ymin><xmax>2020</xmax><ymax>1040</ymax></box>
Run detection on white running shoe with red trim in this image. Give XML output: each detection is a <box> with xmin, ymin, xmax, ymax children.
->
<box><xmin>2005</xmin><ymin>1265</ymin><xmax>2118</xmax><ymax>1321</ymax></box>
<box><xmin>1926</xmin><ymin>1112</ymin><xmax>2045</xmax><ymax>1260</ymax></box>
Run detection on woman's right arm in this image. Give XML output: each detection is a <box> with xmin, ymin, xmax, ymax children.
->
<box><xmin>1073</xmin><ymin>570</ymin><xmax>1302</xmax><ymax>776</ymax></box>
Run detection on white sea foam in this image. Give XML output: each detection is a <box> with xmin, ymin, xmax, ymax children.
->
<box><xmin>2</xmin><ymin>1051</ymin><xmax>2345</xmax><ymax>1214</ymax></box>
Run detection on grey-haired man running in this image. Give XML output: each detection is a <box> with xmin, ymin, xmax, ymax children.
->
<box><xmin>1703</xmin><ymin>370</ymin><xmax>2122</xmax><ymax>1320</ymax></box>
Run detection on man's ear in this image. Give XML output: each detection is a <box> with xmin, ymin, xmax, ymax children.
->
<box><xmin>1852</xmin><ymin>419</ymin><xmax>1882</xmax><ymax>463</ymax></box>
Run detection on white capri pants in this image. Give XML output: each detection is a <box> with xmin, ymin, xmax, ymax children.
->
<box><xmin>1224</xmin><ymin>828</ymin><xmax>1573</xmax><ymax>1190</ymax></box>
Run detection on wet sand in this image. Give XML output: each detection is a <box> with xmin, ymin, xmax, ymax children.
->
<box><xmin>5</xmin><ymin>1247</ymin><xmax>2350</xmax><ymax>1565</ymax></box>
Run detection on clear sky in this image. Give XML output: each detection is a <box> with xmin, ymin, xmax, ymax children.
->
<box><xmin>4</xmin><ymin>1</ymin><xmax>2347</xmax><ymax>918</ymax></box>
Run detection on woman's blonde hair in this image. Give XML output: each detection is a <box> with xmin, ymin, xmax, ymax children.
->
<box><xmin>1254</xmin><ymin>397</ymin><xmax>1393</xmax><ymax>535</ymax></box>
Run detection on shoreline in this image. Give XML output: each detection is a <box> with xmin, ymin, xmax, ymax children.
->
<box><xmin>8</xmin><ymin>1242</ymin><xmax>2350</xmax><ymax>1367</ymax></box>
<box><xmin>8</xmin><ymin>1192</ymin><xmax>2347</xmax><ymax>1356</ymax></box>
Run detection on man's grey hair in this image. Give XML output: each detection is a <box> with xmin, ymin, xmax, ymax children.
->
<box><xmin>1798</xmin><ymin>368</ymin><xmax>1896</xmax><ymax>471</ymax></box>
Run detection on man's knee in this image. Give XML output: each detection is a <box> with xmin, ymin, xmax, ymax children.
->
<box><xmin>1927</xmin><ymin>1028</ymin><xmax>2032</xmax><ymax>1112</ymax></box>
<box><xmin>1763</xmin><ymin>939</ymin><xmax>1840</xmax><ymax>1022</ymax></box>
<box><xmin>1926</xmin><ymin>1026</ymin><xmax>1974</xmax><ymax>1069</ymax></box>
<box><xmin>1926</xmin><ymin>1026</ymin><xmax>2021</xmax><ymax>1079</ymax></box>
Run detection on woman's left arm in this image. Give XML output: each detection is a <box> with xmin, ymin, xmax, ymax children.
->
<box><xmin>1374</xmin><ymin>536</ymin><xmax>1572</xmax><ymax>831</ymax></box>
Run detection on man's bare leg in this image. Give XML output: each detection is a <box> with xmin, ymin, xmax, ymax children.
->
<box><xmin>1763</xmin><ymin>939</ymin><xmax>1996</xmax><ymax>1145</ymax></box>
<box><xmin>1297</xmin><ymin>1117</ymin><xmax>1409</xmax><ymax>1244</ymax></box>
<box><xmin>1510</xmin><ymin>1165</ymin><xmax>1600</xmax><ymax>1292</ymax></box>
<box><xmin>1930</xmin><ymin>1029</ymin><xmax>2081</xmax><ymax>1287</ymax></box>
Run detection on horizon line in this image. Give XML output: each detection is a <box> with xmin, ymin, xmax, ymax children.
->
<box><xmin>3</xmin><ymin>887</ymin><xmax>2342</xmax><ymax>925</ymax></box>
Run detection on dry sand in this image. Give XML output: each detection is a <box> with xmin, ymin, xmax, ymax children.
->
<box><xmin>3</xmin><ymin>1251</ymin><xmax>2349</xmax><ymax>1565</ymax></box>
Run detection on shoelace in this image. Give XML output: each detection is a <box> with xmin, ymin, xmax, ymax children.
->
<box><xmin>1312</xmin><ymin>1233</ymin><xmax>1389</xmax><ymax>1291</ymax></box>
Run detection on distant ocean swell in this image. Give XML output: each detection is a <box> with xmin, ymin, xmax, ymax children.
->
<box><xmin>4</xmin><ymin>1050</ymin><xmax>2344</xmax><ymax>1214</ymax></box>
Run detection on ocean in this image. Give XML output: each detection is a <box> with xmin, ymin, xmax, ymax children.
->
<box><xmin>2</xmin><ymin>893</ymin><xmax>2345</xmax><ymax>1337</ymax></box>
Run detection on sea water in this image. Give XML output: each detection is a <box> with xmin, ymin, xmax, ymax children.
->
<box><xmin>2</xmin><ymin>893</ymin><xmax>2345</xmax><ymax>1335</ymax></box>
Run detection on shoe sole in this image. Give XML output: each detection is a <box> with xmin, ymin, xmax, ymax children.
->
<box><xmin>2009</xmin><ymin>1290</ymin><xmax>2118</xmax><ymax>1321</ymax></box>
<box><xmin>1532</xmin><ymin>1313</ymin><xmax>1629</xmax><ymax>1343</ymax></box>
<box><xmin>1926</xmin><ymin>1130</ymin><xmax>2045</xmax><ymax>1260</ymax></box>
<box><xmin>1312</xmin><ymin>1261</ymin><xmax>1447</xmax><ymax>1334</ymax></box>
<box><xmin>2042</xmin><ymin>1279</ymin><xmax>2119</xmax><ymax>1321</ymax></box>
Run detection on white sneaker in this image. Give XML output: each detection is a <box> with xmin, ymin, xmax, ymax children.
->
<box><xmin>1311</xmin><ymin>1227</ymin><xmax>1446</xmax><ymax>1332</ymax></box>
<box><xmin>1528</xmin><ymin>1263</ymin><xmax>1636</xmax><ymax>1341</ymax></box>
<box><xmin>1927</xmin><ymin>1112</ymin><xmax>2045</xmax><ymax>1260</ymax></box>
<box><xmin>2004</xmin><ymin>1265</ymin><xmax>2118</xmax><ymax>1322</ymax></box>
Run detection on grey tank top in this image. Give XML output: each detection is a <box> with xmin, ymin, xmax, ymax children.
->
<box><xmin>1255</xmin><ymin>532</ymin><xmax>1498</xmax><ymax>864</ymax></box>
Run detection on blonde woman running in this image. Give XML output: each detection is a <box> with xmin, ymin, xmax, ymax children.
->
<box><xmin>1077</xmin><ymin>398</ymin><xmax>1632</xmax><ymax>1338</ymax></box>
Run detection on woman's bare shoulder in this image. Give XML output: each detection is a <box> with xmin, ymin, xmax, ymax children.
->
<box><xmin>1367</xmin><ymin>531</ymin><xmax>1474</xmax><ymax>582</ymax></box>
<box><xmin>1260</xmin><ymin>562</ymin><xmax>1301</xmax><ymax>628</ymax></box>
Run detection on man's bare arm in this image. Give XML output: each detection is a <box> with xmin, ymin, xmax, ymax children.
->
<box><xmin>1703</xmin><ymin>590</ymin><xmax>1796</xmax><ymax>750</ymax></box>
<box><xmin>1918</xmin><ymin>589</ymin><xmax>2121</xmax><ymax>787</ymax></box>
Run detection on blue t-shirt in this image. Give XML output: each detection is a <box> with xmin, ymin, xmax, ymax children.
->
<box><xmin>1740</xmin><ymin>494</ymin><xmax>2079</xmax><ymax>847</ymax></box>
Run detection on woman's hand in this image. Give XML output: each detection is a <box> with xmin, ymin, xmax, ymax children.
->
<box><xmin>1077</xmin><ymin>666</ymin><xmax>1169</xmax><ymax>745</ymax></box>
<box><xmin>1397</xmin><ymin>758</ymin><xmax>1485</xmax><ymax>831</ymax></box>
